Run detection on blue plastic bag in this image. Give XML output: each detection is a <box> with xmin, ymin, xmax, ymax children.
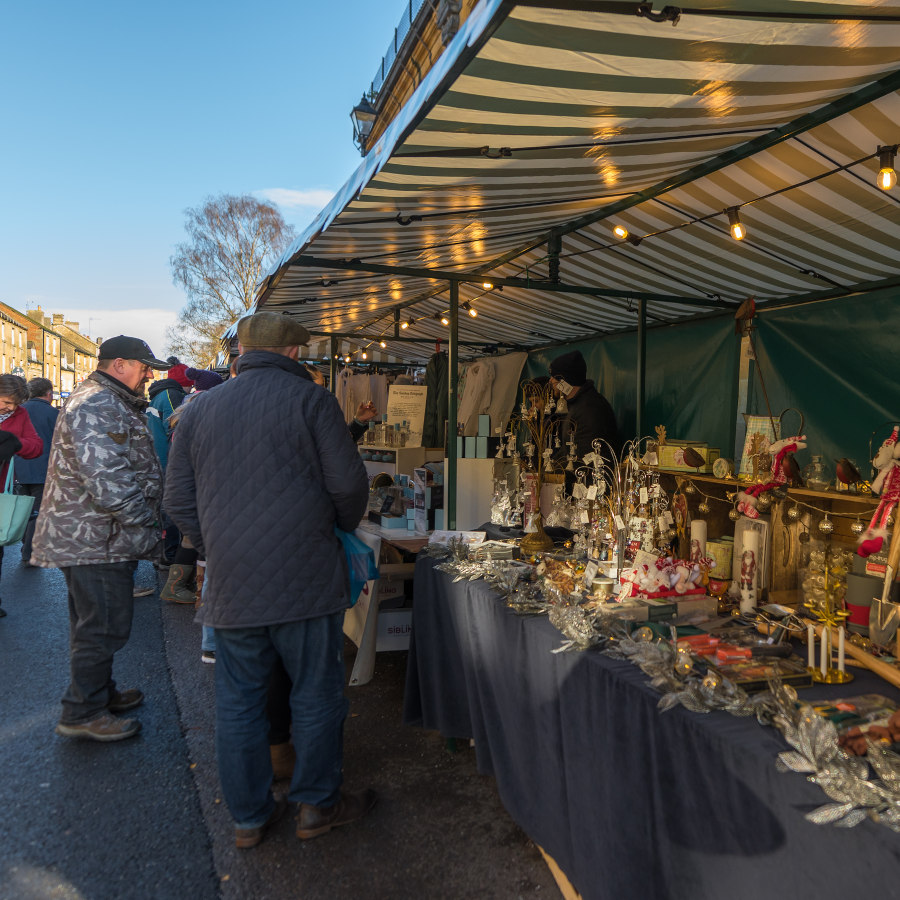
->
<box><xmin>335</xmin><ymin>527</ymin><xmax>379</xmax><ymax>606</ymax></box>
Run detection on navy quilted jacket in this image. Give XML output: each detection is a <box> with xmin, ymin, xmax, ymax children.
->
<box><xmin>163</xmin><ymin>351</ymin><xmax>369</xmax><ymax>628</ymax></box>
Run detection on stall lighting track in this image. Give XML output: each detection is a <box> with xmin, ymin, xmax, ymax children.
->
<box><xmin>289</xmin><ymin>256</ymin><xmax>724</xmax><ymax>308</ymax></box>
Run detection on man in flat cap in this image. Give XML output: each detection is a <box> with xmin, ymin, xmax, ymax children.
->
<box><xmin>33</xmin><ymin>336</ymin><xmax>171</xmax><ymax>742</ymax></box>
<box><xmin>549</xmin><ymin>349</ymin><xmax>618</xmax><ymax>464</ymax></box>
<box><xmin>165</xmin><ymin>311</ymin><xmax>374</xmax><ymax>849</ymax></box>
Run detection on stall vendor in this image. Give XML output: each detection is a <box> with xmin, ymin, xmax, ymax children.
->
<box><xmin>549</xmin><ymin>350</ymin><xmax>618</xmax><ymax>463</ymax></box>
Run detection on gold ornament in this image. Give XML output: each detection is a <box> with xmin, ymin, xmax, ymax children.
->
<box><xmin>728</xmin><ymin>508</ymin><xmax>740</xmax><ymax>522</ymax></box>
<box><xmin>818</xmin><ymin>515</ymin><xmax>834</xmax><ymax>535</ymax></box>
<box><xmin>787</xmin><ymin>504</ymin><xmax>801</xmax><ymax>521</ymax></box>
<box><xmin>683</xmin><ymin>482</ymin><xmax>696</xmax><ymax>495</ymax></box>
<box><xmin>756</xmin><ymin>492</ymin><xmax>772</xmax><ymax>511</ymax></box>
<box><xmin>850</xmin><ymin>517</ymin><xmax>865</xmax><ymax>536</ymax></box>
<box><xmin>698</xmin><ymin>501</ymin><xmax>710</xmax><ymax>515</ymax></box>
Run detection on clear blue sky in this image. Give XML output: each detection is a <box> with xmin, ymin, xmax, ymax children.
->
<box><xmin>1</xmin><ymin>0</ymin><xmax>399</xmax><ymax>356</ymax></box>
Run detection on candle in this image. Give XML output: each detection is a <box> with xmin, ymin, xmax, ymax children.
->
<box><xmin>807</xmin><ymin>623</ymin><xmax>815</xmax><ymax>668</ymax></box>
<box><xmin>739</xmin><ymin>527</ymin><xmax>759</xmax><ymax>615</ymax></box>
<box><xmin>838</xmin><ymin>626</ymin><xmax>845</xmax><ymax>674</ymax></box>
<box><xmin>690</xmin><ymin>519</ymin><xmax>707</xmax><ymax>563</ymax></box>
<box><xmin>820</xmin><ymin>628</ymin><xmax>829</xmax><ymax>678</ymax></box>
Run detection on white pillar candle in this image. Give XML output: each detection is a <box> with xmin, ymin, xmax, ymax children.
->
<box><xmin>807</xmin><ymin>624</ymin><xmax>815</xmax><ymax>668</ymax></box>
<box><xmin>838</xmin><ymin>626</ymin><xmax>846</xmax><ymax>674</ymax></box>
<box><xmin>690</xmin><ymin>519</ymin><xmax>707</xmax><ymax>563</ymax></box>
<box><xmin>739</xmin><ymin>527</ymin><xmax>759</xmax><ymax>615</ymax></box>
<box><xmin>820</xmin><ymin>628</ymin><xmax>829</xmax><ymax>678</ymax></box>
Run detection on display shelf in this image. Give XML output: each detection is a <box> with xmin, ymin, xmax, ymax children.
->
<box><xmin>359</xmin><ymin>445</ymin><xmax>443</xmax><ymax>481</ymax></box>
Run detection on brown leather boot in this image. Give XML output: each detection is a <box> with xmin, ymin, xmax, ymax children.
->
<box><xmin>161</xmin><ymin>564</ymin><xmax>195</xmax><ymax>604</ymax></box>
<box><xmin>194</xmin><ymin>562</ymin><xmax>206</xmax><ymax>608</ymax></box>
<box><xmin>270</xmin><ymin>741</ymin><xmax>296</xmax><ymax>781</ymax></box>
<box><xmin>296</xmin><ymin>789</ymin><xmax>377</xmax><ymax>839</ymax></box>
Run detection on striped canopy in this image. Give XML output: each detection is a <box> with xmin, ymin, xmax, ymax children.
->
<box><xmin>253</xmin><ymin>0</ymin><xmax>900</xmax><ymax>361</ymax></box>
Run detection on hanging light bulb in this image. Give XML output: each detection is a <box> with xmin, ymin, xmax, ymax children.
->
<box><xmin>400</xmin><ymin>319</ymin><xmax>411</xmax><ymax>330</ymax></box>
<box><xmin>344</xmin><ymin>355</ymin><xmax>351</xmax><ymax>363</ymax></box>
<box><xmin>726</xmin><ymin>207</ymin><xmax>746</xmax><ymax>241</ymax></box>
<box><xmin>469</xmin><ymin>306</ymin><xmax>478</xmax><ymax>317</ymax></box>
<box><xmin>380</xmin><ymin>340</ymin><xmax>387</xmax><ymax>348</ymax></box>
<box><xmin>361</xmin><ymin>351</ymin><xmax>367</xmax><ymax>360</ymax></box>
<box><xmin>482</xmin><ymin>280</ymin><xmax>494</xmax><ymax>290</ymax></box>
<box><xmin>613</xmin><ymin>224</ymin><xmax>629</xmax><ymax>240</ymax></box>
<box><xmin>877</xmin><ymin>145</ymin><xmax>897</xmax><ymax>190</ymax></box>
<box><xmin>440</xmin><ymin>314</ymin><xmax>449</xmax><ymax>326</ymax></box>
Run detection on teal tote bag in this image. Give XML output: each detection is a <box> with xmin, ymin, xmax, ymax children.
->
<box><xmin>0</xmin><ymin>458</ymin><xmax>35</xmax><ymax>545</ymax></box>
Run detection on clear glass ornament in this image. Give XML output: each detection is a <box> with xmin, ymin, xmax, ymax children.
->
<box><xmin>802</xmin><ymin>455</ymin><xmax>832</xmax><ymax>492</ymax></box>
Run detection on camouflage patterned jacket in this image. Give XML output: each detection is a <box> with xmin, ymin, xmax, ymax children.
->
<box><xmin>31</xmin><ymin>371</ymin><xmax>164</xmax><ymax>567</ymax></box>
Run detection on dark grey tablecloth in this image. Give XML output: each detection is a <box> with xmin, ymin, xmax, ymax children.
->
<box><xmin>403</xmin><ymin>556</ymin><xmax>900</xmax><ymax>900</ymax></box>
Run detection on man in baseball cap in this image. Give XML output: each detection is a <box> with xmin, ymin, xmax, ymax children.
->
<box><xmin>33</xmin><ymin>335</ymin><xmax>170</xmax><ymax>742</ymax></box>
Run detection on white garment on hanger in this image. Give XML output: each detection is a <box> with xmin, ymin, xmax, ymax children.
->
<box><xmin>457</xmin><ymin>360</ymin><xmax>495</xmax><ymax>435</ymax></box>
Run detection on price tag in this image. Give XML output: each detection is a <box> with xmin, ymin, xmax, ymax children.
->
<box><xmin>665</xmin><ymin>510</ymin><xmax>675</xmax><ymax>526</ymax></box>
<box><xmin>580</xmin><ymin>509</ymin><xmax>590</xmax><ymax>524</ymax></box>
<box><xmin>617</xmin><ymin>581</ymin><xmax>633</xmax><ymax>601</ymax></box>
<box><xmin>639</xmin><ymin>487</ymin><xmax>649</xmax><ymax>505</ymax></box>
<box><xmin>614</xmin><ymin>514</ymin><xmax>626</xmax><ymax>531</ymax></box>
<box><xmin>586</xmin><ymin>485</ymin><xmax>597</xmax><ymax>501</ymax></box>
<box><xmin>658</xmin><ymin>515</ymin><xmax>668</xmax><ymax>532</ymax></box>
<box><xmin>583</xmin><ymin>451</ymin><xmax>596</xmax><ymax>465</ymax></box>
<box><xmin>572</xmin><ymin>482</ymin><xmax>587</xmax><ymax>499</ymax></box>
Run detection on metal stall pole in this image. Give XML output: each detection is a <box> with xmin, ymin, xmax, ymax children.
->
<box><xmin>329</xmin><ymin>335</ymin><xmax>338</xmax><ymax>394</ymax></box>
<box><xmin>447</xmin><ymin>281</ymin><xmax>459</xmax><ymax>530</ymax></box>
<box><xmin>636</xmin><ymin>298</ymin><xmax>646</xmax><ymax>440</ymax></box>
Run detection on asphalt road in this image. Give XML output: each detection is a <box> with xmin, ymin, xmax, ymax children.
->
<box><xmin>0</xmin><ymin>558</ymin><xmax>557</xmax><ymax>900</ymax></box>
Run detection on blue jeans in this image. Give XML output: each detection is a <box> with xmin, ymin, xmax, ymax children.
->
<box><xmin>60</xmin><ymin>561</ymin><xmax>138</xmax><ymax>724</ymax></box>
<box><xmin>214</xmin><ymin>613</ymin><xmax>348</xmax><ymax>828</ymax></box>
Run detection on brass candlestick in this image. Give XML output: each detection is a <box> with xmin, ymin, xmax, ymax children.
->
<box><xmin>517</xmin><ymin>380</ymin><xmax>563</xmax><ymax>554</ymax></box>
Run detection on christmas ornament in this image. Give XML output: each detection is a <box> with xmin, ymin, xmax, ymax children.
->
<box><xmin>698</xmin><ymin>501</ymin><xmax>710</xmax><ymax>515</ymax></box>
<box><xmin>787</xmin><ymin>504</ymin><xmax>801</xmax><ymax>521</ymax></box>
<box><xmin>728</xmin><ymin>508</ymin><xmax>740</xmax><ymax>522</ymax></box>
<box><xmin>818</xmin><ymin>515</ymin><xmax>834</xmax><ymax>535</ymax></box>
<box><xmin>851</xmin><ymin>517</ymin><xmax>865</xmax><ymax>536</ymax></box>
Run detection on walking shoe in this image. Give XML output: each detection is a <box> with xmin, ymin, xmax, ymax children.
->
<box><xmin>108</xmin><ymin>688</ymin><xmax>144</xmax><ymax>713</ymax></box>
<box><xmin>201</xmin><ymin>650</ymin><xmax>216</xmax><ymax>664</ymax></box>
<box><xmin>296</xmin><ymin>789</ymin><xmax>377</xmax><ymax>839</ymax></box>
<box><xmin>234</xmin><ymin>797</ymin><xmax>288</xmax><ymax>849</ymax></box>
<box><xmin>161</xmin><ymin>564</ymin><xmax>196</xmax><ymax>604</ymax></box>
<box><xmin>133</xmin><ymin>586</ymin><xmax>155</xmax><ymax>597</ymax></box>
<box><xmin>55</xmin><ymin>713</ymin><xmax>141</xmax><ymax>742</ymax></box>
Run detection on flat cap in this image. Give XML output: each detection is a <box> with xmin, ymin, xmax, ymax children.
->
<box><xmin>237</xmin><ymin>311</ymin><xmax>310</xmax><ymax>349</ymax></box>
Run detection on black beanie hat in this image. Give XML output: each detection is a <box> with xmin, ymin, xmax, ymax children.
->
<box><xmin>549</xmin><ymin>350</ymin><xmax>587</xmax><ymax>387</ymax></box>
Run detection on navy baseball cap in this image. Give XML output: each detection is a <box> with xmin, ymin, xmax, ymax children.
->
<box><xmin>97</xmin><ymin>336</ymin><xmax>171</xmax><ymax>369</ymax></box>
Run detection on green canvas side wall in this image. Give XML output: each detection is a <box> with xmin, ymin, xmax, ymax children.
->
<box><xmin>525</xmin><ymin>314</ymin><xmax>739</xmax><ymax>456</ymax></box>
<box><xmin>750</xmin><ymin>290</ymin><xmax>900</xmax><ymax>480</ymax></box>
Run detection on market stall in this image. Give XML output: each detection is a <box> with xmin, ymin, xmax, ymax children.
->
<box><xmin>404</xmin><ymin>555</ymin><xmax>900</xmax><ymax>900</ymax></box>
<box><xmin>235</xmin><ymin>0</ymin><xmax>900</xmax><ymax>893</ymax></box>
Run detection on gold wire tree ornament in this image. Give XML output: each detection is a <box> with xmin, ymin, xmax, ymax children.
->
<box><xmin>517</xmin><ymin>380</ymin><xmax>565</xmax><ymax>554</ymax></box>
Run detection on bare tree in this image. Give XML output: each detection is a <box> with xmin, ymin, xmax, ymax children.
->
<box><xmin>168</xmin><ymin>194</ymin><xmax>296</xmax><ymax>365</ymax></box>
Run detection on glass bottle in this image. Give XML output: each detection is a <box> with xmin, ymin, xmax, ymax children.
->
<box><xmin>802</xmin><ymin>454</ymin><xmax>832</xmax><ymax>492</ymax></box>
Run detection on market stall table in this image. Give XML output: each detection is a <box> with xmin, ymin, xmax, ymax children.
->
<box><xmin>404</xmin><ymin>556</ymin><xmax>900</xmax><ymax>900</ymax></box>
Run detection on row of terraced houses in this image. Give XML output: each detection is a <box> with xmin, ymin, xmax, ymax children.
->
<box><xmin>0</xmin><ymin>302</ymin><xmax>100</xmax><ymax>401</ymax></box>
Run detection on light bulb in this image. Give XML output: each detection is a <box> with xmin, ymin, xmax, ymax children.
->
<box><xmin>727</xmin><ymin>207</ymin><xmax>745</xmax><ymax>241</ymax></box>
<box><xmin>613</xmin><ymin>224</ymin><xmax>629</xmax><ymax>240</ymax></box>
<box><xmin>440</xmin><ymin>315</ymin><xmax>449</xmax><ymax>326</ymax></box>
<box><xmin>877</xmin><ymin>146</ymin><xmax>897</xmax><ymax>190</ymax></box>
<box><xmin>400</xmin><ymin>320</ymin><xmax>410</xmax><ymax>330</ymax></box>
<box><xmin>344</xmin><ymin>356</ymin><xmax>351</xmax><ymax>363</ymax></box>
<box><xmin>482</xmin><ymin>281</ymin><xmax>493</xmax><ymax>290</ymax></box>
<box><xmin>469</xmin><ymin>306</ymin><xmax>478</xmax><ymax>317</ymax></box>
<box><xmin>379</xmin><ymin>341</ymin><xmax>386</xmax><ymax>348</ymax></box>
<box><xmin>361</xmin><ymin>352</ymin><xmax>367</xmax><ymax>359</ymax></box>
